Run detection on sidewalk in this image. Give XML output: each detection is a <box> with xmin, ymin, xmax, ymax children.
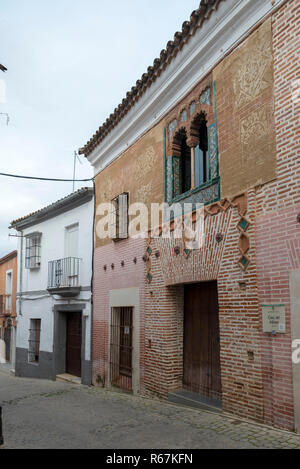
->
<box><xmin>1</xmin><ymin>368</ymin><xmax>300</xmax><ymax>449</ymax></box>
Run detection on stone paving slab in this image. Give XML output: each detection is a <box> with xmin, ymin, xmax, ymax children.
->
<box><xmin>0</xmin><ymin>366</ymin><xmax>300</xmax><ymax>449</ymax></box>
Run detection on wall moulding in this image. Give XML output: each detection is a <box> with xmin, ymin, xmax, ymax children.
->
<box><xmin>86</xmin><ymin>0</ymin><xmax>285</xmax><ymax>176</ymax></box>
<box><xmin>143</xmin><ymin>191</ymin><xmax>251</xmax><ymax>284</ymax></box>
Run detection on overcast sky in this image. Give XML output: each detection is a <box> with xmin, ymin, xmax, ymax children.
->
<box><xmin>0</xmin><ymin>0</ymin><xmax>198</xmax><ymax>257</ymax></box>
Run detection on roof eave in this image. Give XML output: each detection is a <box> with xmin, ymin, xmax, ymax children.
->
<box><xmin>10</xmin><ymin>188</ymin><xmax>94</xmax><ymax>231</ymax></box>
<box><xmin>79</xmin><ymin>0</ymin><xmax>221</xmax><ymax>157</ymax></box>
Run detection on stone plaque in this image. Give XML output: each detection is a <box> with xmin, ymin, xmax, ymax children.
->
<box><xmin>262</xmin><ymin>304</ymin><xmax>286</xmax><ymax>334</ymax></box>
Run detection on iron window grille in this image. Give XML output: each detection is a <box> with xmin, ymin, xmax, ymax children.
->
<box><xmin>25</xmin><ymin>232</ymin><xmax>42</xmax><ymax>269</ymax></box>
<box><xmin>110</xmin><ymin>193</ymin><xmax>129</xmax><ymax>241</ymax></box>
<box><xmin>28</xmin><ymin>319</ymin><xmax>41</xmax><ymax>363</ymax></box>
<box><xmin>110</xmin><ymin>307</ymin><xmax>133</xmax><ymax>392</ymax></box>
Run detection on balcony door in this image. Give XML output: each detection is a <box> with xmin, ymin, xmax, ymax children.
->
<box><xmin>64</xmin><ymin>224</ymin><xmax>79</xmax><ymax>287</ymax></box>
<box><xmin>65</xmin><ymin>223</ymin><xmax>79</xmax><ymax>259</ymax></box>
<box><xmin>5</xmin><ymin>271</ymin><xmax>12</xmax><ymax>313</ymax></box>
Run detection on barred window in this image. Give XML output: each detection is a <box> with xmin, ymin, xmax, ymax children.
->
<box><xmin>28</xmin><ymin>319</ymin><xmax>41</xmax><ymax>363</ymax></box>
<box><xmin>25</xmin><ymin>232</ymin><xmax>42</xmax><ymax>269</ymax></box>
<box><xmin>110</xmin><ymin>193</ymin><xmax>129</xmax><ymax>241</ymax></box>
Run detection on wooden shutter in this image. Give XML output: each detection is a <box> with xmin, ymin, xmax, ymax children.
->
<box><xmin>118</xmin><ymin>193</ymin><xmax>128</xmax><ymax>239</ymax></box>
<box><xmin>109</xmin><ymin>198</ymin><xmax>118</xmax><ymax>240</ymax></box>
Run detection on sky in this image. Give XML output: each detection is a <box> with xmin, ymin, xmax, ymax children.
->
<box><xmin>0</xmin><ymin>0</ymin><xmax>199</xmax><ymax>257</ymax></box>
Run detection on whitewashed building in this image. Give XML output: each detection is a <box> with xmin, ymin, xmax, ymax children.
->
<box><xmin>10</xmin><ymin>187</ymin><xmax>94</xmax><ymax>384</ymax></box>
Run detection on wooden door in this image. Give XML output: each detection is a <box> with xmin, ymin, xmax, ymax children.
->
<box><xmin>4</xmin><ymin>325</ymin><xmax>11</xmax><ymax>362</ymax></box>
<box><xmin>183</xmin><ymin>281</ymin><xmax>221</xmax><ymax>401</ymax></box>
<box><xmin>66</xmin><ymin>313</ymin><xmax>82</xmax><ymax>377</ymax></box>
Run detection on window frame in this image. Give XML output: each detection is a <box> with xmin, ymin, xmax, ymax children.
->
<box><xmin>110</xmin><ymin>193</ymin><xmax>129</xmax><ymax>242</ymax></box>
<box><xmin>25</xmin><ymin>232</ymin><xmax>42</xmax><ymax>270</ymax></box>
<box><xmin>28</xmin><ymin>318</ymin><xmax>41</xmax><ymax>364</ymax></box>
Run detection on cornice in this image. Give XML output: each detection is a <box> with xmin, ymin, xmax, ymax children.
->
<box><xmin>87</xmin><ymin>0</ymin><xmax>284</xmax><ymax>176</ymax></box>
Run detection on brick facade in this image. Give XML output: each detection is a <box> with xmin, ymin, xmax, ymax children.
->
<box><xmin>254</xmin><ymin>0</ymin><xmax>300</xmax><ymax>431</ymax></box>
<box><xmin>0</xmin><ymin>251</ymin><xmax>17</xmax><ymax>363</ymax></box>
<box><xmin>90</xmin><ymin>0</ymin><xmax>300</xmax><ymax>431</ymax></box>
<box><xmin>0</xmin><ymin>251</ymin><xmax>17</xmax><ymax>323</ymax></box>
<box><xmin>92</xmin><ymin>238</ymin><xmax>146</xmax><ymax>393</ymax></box>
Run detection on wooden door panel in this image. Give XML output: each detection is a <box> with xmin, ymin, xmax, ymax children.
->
<box><xmin>183</xmin><ymin>282</ymin><xmax>221</xmax><ymax>401</ymax></box>
<box><xmin>66</xmin><ymin>313</ymin><xmax>82</xmax><ymax>377</ymax></box>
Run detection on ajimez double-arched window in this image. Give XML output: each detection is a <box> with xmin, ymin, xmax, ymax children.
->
<box><xmin>175</xmin><ymin>115</ymin><xmax>209</xmax><ymax>196</ymax></box>
<box><xmin>180</xmin><ymin>131</ymin><xmax>192</xmax><ymax>194</ymax></box>
<box><xmin>194</xmin><ymin>118</ymin><xmax>208</xmax><ymax>188</ymax></box>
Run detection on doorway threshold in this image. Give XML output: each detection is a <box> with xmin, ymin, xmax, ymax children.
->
<box><xmin>56</xmin><ymin>374</ymin><xmax>81</xmax><ymax>385</ymax></box>
<box><xmin>168</xmin><ymin>389</ymin><xmax>222</xmax><ymax>413</ymax></box>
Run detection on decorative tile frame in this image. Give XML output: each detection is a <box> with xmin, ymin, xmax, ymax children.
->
<box><xmin>164</xmin><ymin>81</ymin><xmax>220</xmax><ymax>211</ymax></box>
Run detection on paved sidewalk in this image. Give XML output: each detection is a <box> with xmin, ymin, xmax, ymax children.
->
<box><xmin>0</xmin><ymin>365</ymin><xmax>300</xmax><ymax>449</ymax></box>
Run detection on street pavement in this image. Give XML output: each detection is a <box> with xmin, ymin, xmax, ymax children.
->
<box><xmin>1</xmin><ymin>364</ymin><xmax>300</xmax><ymax>449</ymax></box>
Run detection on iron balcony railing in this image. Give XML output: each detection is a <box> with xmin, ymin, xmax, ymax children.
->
<box><xmin>47</xmin><ymin>257</ymin><xmax>81</xmax><ymax>289</ymax></box>
<box><xmin>0</xmin><ymin>295</ymin><xmax>12</xmax><ymax>316</ymax></box>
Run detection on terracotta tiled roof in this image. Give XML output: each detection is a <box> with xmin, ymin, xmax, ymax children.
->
<box><xmin>0</xmin><ymin>250</ymin><xmax>17</xmax><ymax>265</ymax></box>
<box><xmin>10</xmin><ymin>187</ymin><xmax>93</xmax><ymax>228</ymax></box>
<box><xmin>79</xmin><ymin>0</ymin><xmax>221</xmax><ymax>157</ymax></box>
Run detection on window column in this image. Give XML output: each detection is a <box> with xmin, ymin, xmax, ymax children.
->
<box><xmin>191</xmin><ymin>147</ymin><xmax>196</xmax><ymax>190</ymax></box>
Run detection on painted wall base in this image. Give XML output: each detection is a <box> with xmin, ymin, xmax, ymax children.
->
<box><xmin>15</xmin><ymin>348</ymin><xmax>55</xmax><ymax>380</ymax></box>
<box><xmin>0</xmin><ymin>340</ymin><xmax>6</xmax><ymax>364</ymax></box>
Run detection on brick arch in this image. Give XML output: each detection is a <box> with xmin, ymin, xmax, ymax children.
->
<box><xmin>189</xmin><ymin>111</ymin><xmax>207</xmax><ymax>147</ymax></box>
<box><xmin>171</xmin><ymin>127</ymin><xmax>189</xmax><ymax>157</ymax></box>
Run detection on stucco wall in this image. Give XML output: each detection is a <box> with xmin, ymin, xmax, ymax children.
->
<box><xmin>94</xmin><ymin>122</ymin><xmax>164</xmax><ymax>248</ymax></box>
<box><xmin>15</xmin><ymin>196</ymin><xmax>94</xmax><ymax>382</ymax></box>
<box><xmin>214</xmin><ymin>18</ymin><xmax>277</xmax><ymax>198</ymax></box>
<box><xmin>0</xmin><ymin>254</ymin><xmax>17</xmax><ymax>316</ymax></box>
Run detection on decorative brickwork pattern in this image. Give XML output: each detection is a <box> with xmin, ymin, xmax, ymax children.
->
<box><xmin>144</xmin><ymin>192</ymin><xmax>251</xmax><ymax>284</ymax></box>
<box><xmin>144</xmin><ymin>188</ymin><xmax>265</xmax><ymax>423</ymax></box>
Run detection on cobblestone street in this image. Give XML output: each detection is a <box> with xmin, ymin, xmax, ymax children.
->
<box><xmin>0</xmin><ymin>366</ymin><xmax>300</xmax><ymax>449</ymax></box>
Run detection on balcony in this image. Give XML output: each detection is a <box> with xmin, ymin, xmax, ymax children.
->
<box><xmin>0</xmin><ymin>295</ymin><xmax>12</xmax><ymax>316</ymax></box>
<box><xmin>47</xmin><ymin>258</ymin><xmax>81</xmax><ymax>297</ymax></box>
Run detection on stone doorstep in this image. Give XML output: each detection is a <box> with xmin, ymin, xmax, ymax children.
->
<box><xmin>168</xmin><ymin>389</ymin><xmax>300</xmax><ymax>440</ymax></box>
<box><xmin>168</xmin><ymin>389</ymin><xmax>222</xmax><ymax>414</ymax></box>
<box><xmin>56</xmin><ymin>374</ymin><xmax>81</xmax><ymax>385</ymax></box>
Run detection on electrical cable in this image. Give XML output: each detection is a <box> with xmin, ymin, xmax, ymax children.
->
<box><xmin>0</xmin><ymin>171</ymin><xmax>93</xmax><ymax>182</ymax></box>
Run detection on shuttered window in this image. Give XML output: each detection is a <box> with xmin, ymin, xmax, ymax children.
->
<box><xmin>110</xmin><ymin>193</ymin><xmax>129</xmax><ymax>241</ymax></box>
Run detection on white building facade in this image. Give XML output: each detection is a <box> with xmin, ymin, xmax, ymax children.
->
<box><xmin>10</xmin><ymin>188</ymin><xmax>94</xmax><ymax>384</ymax></box>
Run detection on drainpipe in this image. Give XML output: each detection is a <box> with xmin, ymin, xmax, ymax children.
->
<box><xmin>89</xmin><ymin>181</ymin><xmax>96</xmax><ymax>386</ymax></box>
<box><xmin>13</xmin><ymin>229</ymin><xmax>23</xmax><ymax>372</ymax></box>
<box><xmin>0</xmin><ymin>406</ymin><xmax>3</xmax><ymax>446</ymax></box>
<box><xmin>19</xmin><ymin>230</ymin><xmax>23</xmax><ymax>318</ymax></box>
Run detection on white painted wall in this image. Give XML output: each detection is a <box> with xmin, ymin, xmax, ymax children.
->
<box><xmin>15</xmin><ymin>196</ymin><xmax>94</xmax><ymax>363</ymax></box>
<box><xmin>17</xmin><ymin>200</ymin><xmax>93</xmax><ymax>293</ymax></box>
